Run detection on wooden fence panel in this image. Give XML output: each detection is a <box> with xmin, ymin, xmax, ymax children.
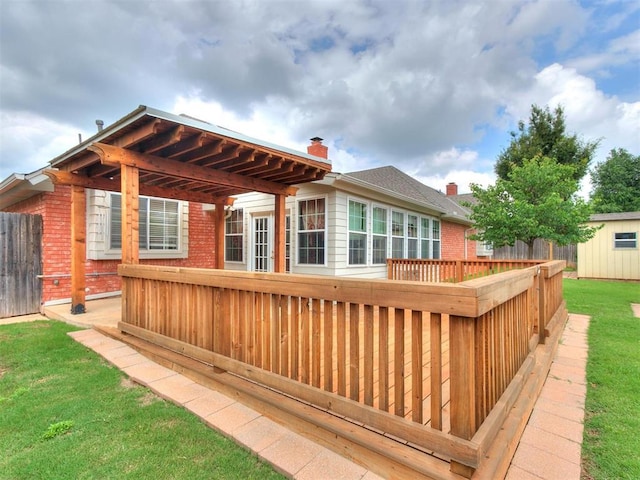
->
<box><xmin>492</xmin><ymin>239</ymin><xmax>577</xmax><ymax>266</ymax></box>
<box><xmin>0</xmin><ymin>213</ymin><xmax>43</xmax><ymax>318</ymax></box>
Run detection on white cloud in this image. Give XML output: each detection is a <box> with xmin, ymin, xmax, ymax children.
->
<box><xmin>0</xmin><ymin>111</ymin><xmax>87</xmax><ymax>178</ymax></box>
<box><xmin>0</xmin><ymin>0</ymin><xmax>637</xmax><ymax>198</ymax></box>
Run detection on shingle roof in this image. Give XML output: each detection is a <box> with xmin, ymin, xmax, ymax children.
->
<box><xmin>343</xmin><ymin>166</ymin><xmax>470</xmax><ymax>220</ymax></box>
<box><xmin>589</xmin><ymin>212</ymin><xmax>640</xmax><ymax>221</ymax></box>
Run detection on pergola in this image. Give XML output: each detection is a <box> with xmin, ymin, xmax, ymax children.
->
<box><xmin>44</xmin><ymin>106</ymin><xmax>332</xmax><ymax>313</ymax></box>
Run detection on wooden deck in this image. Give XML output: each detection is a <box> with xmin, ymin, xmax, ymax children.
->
<box><xmin>112</xmin><ymin>259</ymin><xmax>567</xmax><ymax>479</ymax></box>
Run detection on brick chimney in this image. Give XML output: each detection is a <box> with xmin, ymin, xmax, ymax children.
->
<box><xmin>307</xmin><ymin>137</ymin><xmax>328</xmax><ymax>159</ymax></box>
<box><xmin>446</xmin><ymin>182</ymin><xmax>458</xmax><ymax>196</ymax></box>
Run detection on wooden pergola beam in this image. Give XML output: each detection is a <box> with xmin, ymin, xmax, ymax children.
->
<box><xmin>88</xmin><ymin>143</ymin><xmax>298</xmax><ymax>197</ymax></box>
<box><xmin>140</xmin><ymin>125</ymin><xmax>184</xmax><ymax>154</ymax></box>
<box><xmin>70</xmin><ymin>185</ymin><xmax>86</xmax><ymax>314</ymax></box>
<box><xmin>120</xmin><ymin>164</ymin><xmax>140</xmax><ymax>264</ymax></box>
<box><xmin>43</xmin><ymin>169</ymin><xmax>234</xmax><ymax>206</ymax></box>
<box><xmin>274</xmin><ymin>194</ymin><xmax>286</xmax><ymax>273</ymax></box>
<box><xmin>60</xmin><ymin>119</ymin><xmax>162</xmax><ymax>173</ymax></box>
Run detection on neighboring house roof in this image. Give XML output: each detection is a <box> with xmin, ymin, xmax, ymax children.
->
<box><xmin>331</xmin><ymin>165</ymin><xmax>471</xmax><ymax>224</ymax></box>
<box><xmin>450</xmin><ymin>192</ymin><xmax>477</xmax><ymax>206</ymax></box>
<box><xmin>589</xmin><ymin>212</ymin><xmax>640</xmax><ymax>222</ymax></box>
<box><xmin>0</xmin><ymin>169</ymin><xmax>53</xmax><ymax>210</ymax></box>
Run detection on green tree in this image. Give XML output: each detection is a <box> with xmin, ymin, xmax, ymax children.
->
<box><xmin>495</xmin><ymin>104</ymin><xmax>599</xmax><ymax>182</ymax></box>
<box><xmin>469</xmin><ymin>156</ymin><xmax>599</xmax><ymax>259</ymax></box>
<box><xmin>590</xmin><ymin>148</ymin><xmax>640</xmax><ymax>213</ymax></box>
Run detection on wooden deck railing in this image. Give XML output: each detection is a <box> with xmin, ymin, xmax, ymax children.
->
<box><xmin>118</xmin><ymin>259</ymin><xmax>567</xmax><ymax>477</ymax></box>
<box><xmin>387</xmin><ymin>258</ymin><xmax>543</xmax><ymax>282</ymax></box>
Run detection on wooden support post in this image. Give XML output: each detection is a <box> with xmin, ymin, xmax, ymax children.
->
<box><xmin>214</xmin><ymin>202</ymin><xmax>226</xmax><ymax>269</ymax></box>
<box><xmin>456</xmin><ymin>260</ymin><xmax>464</xmax><ymax>283</ymax></box>
<box><xmin>120</xmin><ymin>164</ymin><xmax>139</xmax><ymax>264</ymax></box>
<box><xmin>538</xmin><ymin>268</ymin><xmax>546</xmax><ymax>345</ymax></box>
<box><xmin>70</xmin><ymin>185</ymin><xmax>86</xmax><ymax>314</ymax></box>
<box><xmin>430</xmin><ymin>312</ymin><xmax>442</xmax><ymax>430</ymax></box>
<box><xmin>449</xmin><ymin>314</ymin><xmax>477</xmax><ymax>478</ymax></box>
<box><xmin>273</xmin><ymin>194</ymin><xmax>286</xmax><ymax>273</ymax></box>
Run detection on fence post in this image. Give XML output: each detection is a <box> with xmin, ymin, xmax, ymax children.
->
<box><xmin>449</xmin><ymin>314</ymin><xmax>477</xmax><ymax>477</ymax></box>
<box><xmin>456</xmin><ymin>260</ymin><xmax>464</xmax><ymax>282</ymax></box>
<box><xmin>538</xmin><ymin>266</ymin><xmax>546</xmax><ymax>344</ymax></box>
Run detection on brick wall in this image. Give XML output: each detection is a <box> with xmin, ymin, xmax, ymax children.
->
<box><xmin>441</xmin><ymin>221</ymin><xmax>477</xmax><ymax>260</ymax></box>
<box><xmin>5</xmin><ymin>185</ymin><xmax>217</xmax><ymax>304</ymax></box>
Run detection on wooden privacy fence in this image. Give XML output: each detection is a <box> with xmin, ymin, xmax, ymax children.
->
<box><xmin>117</xmin><ymin>259</ymin><xmax>566</xmax><ymax>477</ymax></box>
<box><xmin>0</xmin><ymin>212</ymin><xmax>43</xmax><ymax>318</ymax></box>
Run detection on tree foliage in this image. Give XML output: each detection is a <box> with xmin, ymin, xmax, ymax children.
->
<box><xmin>495</xmin><ymin>104</ymin><xmax>599</xmax><ymax>182</ymax></box>
<box><xmin>469</xmin><ymin>156</ymin><xmax>599</xmax><ymax>259</ymax></box>
<box><xmin>590</xmin><ymin>148</ymin><xmax>640</xmax><ymax>213</ymax></box>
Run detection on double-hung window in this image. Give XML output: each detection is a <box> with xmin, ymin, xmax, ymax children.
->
<box><xmin>420</xmin><ymin>218</ymin><xmax>431</xmax><ymax>258</ymax></box>
<box><xmin>110</xmin><ymin>193</ymin><xmax>179</xmax><ymax>251</ymax></box>
<box><xmin>614</xmin><ymin>232</ymin><xmax>637</xmax><ymax>249</ymax></box>
<box><xmin>298</xmin><ymin>198</ymin><xmax>325</xmax><ymax>265</ymax></box>
<box><xmin>432</xmin><ymin>220</ymin><xmax>441</xmax><ymax>259</ymax></box>
<box><xmin>225</xmin><ymin>209</ymin><xmax>244</xmax><ymax>262</ymax></box>
<box><xmin>407</xmin><ymin>214</ymin><xmax>418</xmax><ymax>258</ymax></box>
<box><xmin>348</xmin><ymin>200</ymin><xmax>367</xmax><ymax>265</ymax></box>
<box><xmin>391</xmin><ymin>211</ymin><xmax>404</xmax><ymax>258</ymax></box>
<box><xmin>372</xmin><ymin>207</ymin><xmax>388</xmax><ymax>264</ymax></box>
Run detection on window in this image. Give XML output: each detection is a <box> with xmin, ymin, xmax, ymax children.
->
<box><xmin>432</xmin><ymin>220</ymin><xmax>441</xmax><ymax>259</ymax></box>
<box><xmin>298</xmin><ymin>198</ymin><xmax>325</xmax><ymax>264</ymax></box>
<box><xmin>420</xmin><ymin>218</ymin><xmax>430</xmax><ymax>258</ymax></box>
<box><xmin>407</xmin><ymin>214</ymin><xmax>418</xmax><ymax>258</ymax></box>
<box><xmin>391</xmin><ymin>211</ymin><xmax>404</xmax><ymax>258</ymax></box>
<box><xmin>110</xmin><ymin>193</ymin><xmax>179</xmax><ymax>251</ymax></box>
<box><xmin>372</xmin><ymin>207</ymin><xmax>388</xmax><ymax>264</ymax></box>
<box><xmin>614</xmin><ymin>232</ymin><xmax>637</xmax><ymax>249</ymax></box>
<box><xmin>348</xmin><ymin>200</ymin><xmax>367</xmax><ymax>265</ymax></box>
<box><xmin>225</xmin><ymin>208</ymin><xmax>244</xmax><ymax>262</ymax></box>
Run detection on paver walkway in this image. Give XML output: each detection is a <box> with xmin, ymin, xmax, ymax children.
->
<box><xmin>506</xmin><ymin>313</ymin><xmax>589</xmax><ymax>480</ymax></box>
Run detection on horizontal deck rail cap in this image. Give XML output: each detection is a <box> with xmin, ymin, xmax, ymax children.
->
<box><xmin>118</xmin><ymin>264</ymin><xmax>482</xmax><ymax>316</ymax></box>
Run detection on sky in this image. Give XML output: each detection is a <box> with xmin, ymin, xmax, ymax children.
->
<box><xmin>0</xmin><ymin>0</ymin><xmax>638</xmax><ymax>196</ymax></box>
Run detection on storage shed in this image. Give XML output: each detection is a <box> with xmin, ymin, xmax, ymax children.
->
<box><xmin>577</xmin><ymin>212</ymin><xmax>640</xmax><ymax>280</ymax></box>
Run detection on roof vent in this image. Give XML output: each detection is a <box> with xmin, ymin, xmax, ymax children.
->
<box><xmin>96</xmin><ymin>119</ymin><xmax>104</xmax><ymax>132</ymax></box>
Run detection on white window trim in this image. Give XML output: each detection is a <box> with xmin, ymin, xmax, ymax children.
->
<box><xmin>224</xmin><ymin>208</ymin><xmax>245</xmax><ymax>263</ymax></box>
<box><xmin>347</xmin><ymin>197</ymin><xmax>369</xmax><ymax>266</ymax></box>
<box><xmin>87</xmin><ymin>189</ymin><xmax>188</xmax><ymax>260</ymax></box>
<box><xmin>371</xmin><ymin>203</ymin><xmax>389</xmax><ymax>265</ymax></box>
<box><xmin>613</xmin><ymin>231</ymin><xmax>638</xmax><ymax>249</ymax></box>
<box><xmin>296</xmin><ymin>195</ymin><xmax>328</xmax><ymax>267</ymax></box>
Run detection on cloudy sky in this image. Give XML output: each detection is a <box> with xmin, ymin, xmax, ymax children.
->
<box><xmin>1</xmin><ymin>0</ymin><xmax>638</xmax><ymax>195</ymax></box>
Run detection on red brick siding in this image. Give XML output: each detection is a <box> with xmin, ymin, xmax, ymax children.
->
<box><xmin>441</xmin><ymin>221</ymin><xmax>478</xmax><ymax>260</ymax></box>
<box><xmin>5</xmin><ymin>186</ymin><xmax>216</xmax><ymax>303</ymax></box>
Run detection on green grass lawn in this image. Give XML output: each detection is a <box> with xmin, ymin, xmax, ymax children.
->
<box><xmin>563</xmin><ymin>279</ymin><xmax>640</xmax><ymax>480</ymax></box>
<box><xmin>0</xmin><ymin>320</ymin><xmax>285</xmax><ymax>480</ymax></box>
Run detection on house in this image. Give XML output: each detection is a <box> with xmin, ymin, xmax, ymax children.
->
<box><xmin>577</xmin><ymin>211</ymin><xmax>640</xmax><ymax>280</ymax></box>
<box><xmin>1</xmin><ymin>105</ymin><xmax>477</xmax><ymax>311</ymax></box>
<box><xmin>226</xmin><ymin>166</ymin><xmax>480</xmax><ymax>278</ymax></box>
